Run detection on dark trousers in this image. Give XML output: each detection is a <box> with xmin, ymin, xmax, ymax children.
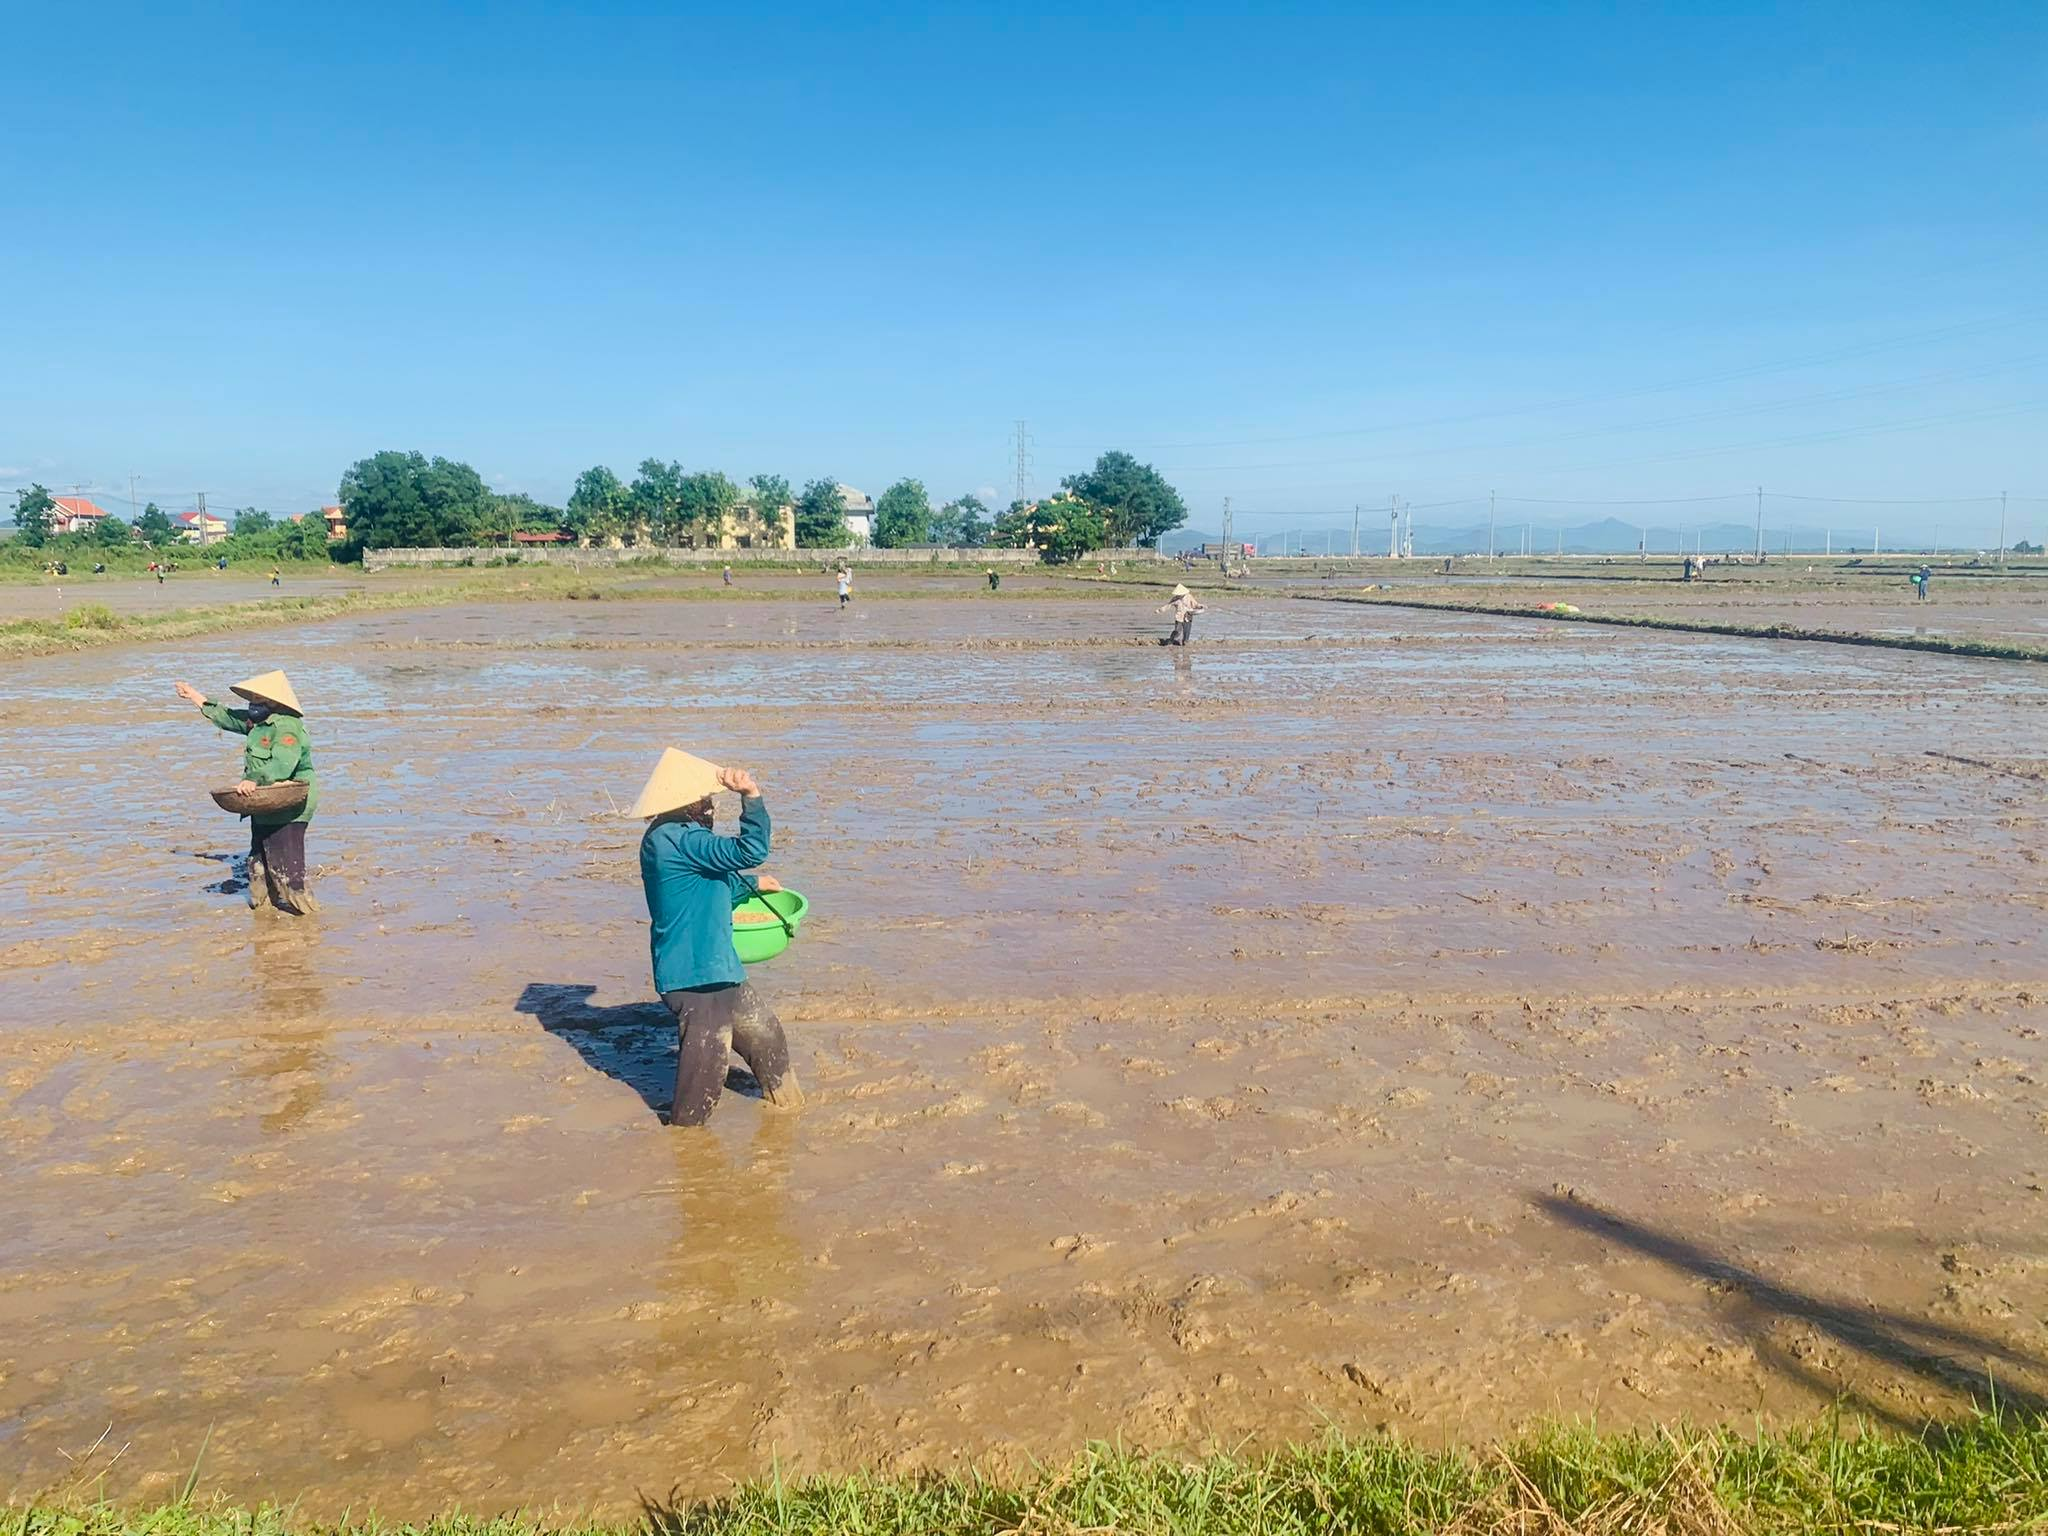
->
<box><xmin>1167</xmin><ymin>615</ymin><xmax>1194</xmax><ymax>646</ymax></box>
<box><xmin>661</xmin><ymin>981</ymin><xmax>795</xmax><ymax>1126</ymax></box>
<box><xmin>249</xmin><ymin>821</ymin><xmax>313</xmax><ymax>915</ymax></box>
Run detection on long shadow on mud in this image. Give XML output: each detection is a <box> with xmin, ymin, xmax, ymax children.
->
<box><xmin>514</xmin><ymin>982</ymin><xmax>762</xmax><ymax>1119</ymax></box>
<box><xmin>1532</xmin><ymin>1192</ymin><xmax>2048</xmax><ymax>1426</ymax></box>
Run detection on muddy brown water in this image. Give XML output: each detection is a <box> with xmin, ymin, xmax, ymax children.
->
<box><xmin>3</xmin><ymin>592</ymin><xmax>2046</xmax><ymax>1515</ymax></box>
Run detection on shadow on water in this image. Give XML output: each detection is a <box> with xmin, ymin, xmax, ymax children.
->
<box><xmin>514</xmin><ymin>982</ymin><xmax>764</xmax><ymax>1120</ymax></box>
<box><xmin>179</xmin><ymin>846</ymin><xmax>248</xmax><ymax>897</ymax></box>
<box><xmin>1532</xmin><ymin>1192</ymin><xmax>2048</xmax><ymax>1425</ymax></box>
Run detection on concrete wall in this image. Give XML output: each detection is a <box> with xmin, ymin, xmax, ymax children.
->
<box><xmin>362</xmin><ymin>545</ymin><xmax>1156</xmax><ymax>572</ymax></box>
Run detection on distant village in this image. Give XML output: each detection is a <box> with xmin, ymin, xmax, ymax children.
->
<box><xmin>38</xmin><ymin>495</ymin><xmax>350</xmax><ymax>546</ymax></box>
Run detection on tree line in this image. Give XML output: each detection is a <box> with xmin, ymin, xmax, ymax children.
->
<box><xmin>6</xmin><ymin>484</ymin><xmax>332</xmax><ymax>562</ymax></box>
<box><xmin>9</xmin><ymin>448</ymin><xmax>1190</xmax><ymax>567</ymax></box>
<box><xmin>338</xmin><ymin>448</ymin><xmax>1186</xmax><ymax>561</ymax></box>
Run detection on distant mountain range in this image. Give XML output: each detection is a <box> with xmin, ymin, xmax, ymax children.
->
<box><xmin>1161</xmin><ymin>515</ymin><xmax>1916</xmax><ymax>557</ymax></box>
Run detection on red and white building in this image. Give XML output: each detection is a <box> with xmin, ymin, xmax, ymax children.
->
<box><xmin>50</xmin><ymin>496</ymin><xmax>112</xmax><ymax>535</ymax></box>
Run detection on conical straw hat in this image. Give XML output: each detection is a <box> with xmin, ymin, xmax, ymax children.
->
<box><xmin>628</xmin><ymin>748</ymin><xmax>724</xmax><ymax>818</ymax></box>
<box><xmin>1171</xmin><ymin>583</ymin><xmax>1190</xmax><ymax>598</ymax></box>
<box><xmin>229</xmin><ymin>670</ymin><xmax>303</xmax><ymax>715</ymax></box>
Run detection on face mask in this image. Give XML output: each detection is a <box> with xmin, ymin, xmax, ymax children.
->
<box><xmin>246</xmin><ymin>704</ymin><xmax>273</xmax><ymax>723</ymax></box>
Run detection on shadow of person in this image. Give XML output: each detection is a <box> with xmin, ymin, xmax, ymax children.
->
<box><xmin>178</xmin><ymin>846</ymin><xmax>248</xmax><ymax>898</ymax></box>
<box><xmin>514</xmin><ymin>982</ymin><xmax>767</xmax><ymax>1121</ymax></box>
<box><xmin>1532</xmin><ymin>1191</ymin><xmax>2048</xmax><ymax>1423</ymax></box>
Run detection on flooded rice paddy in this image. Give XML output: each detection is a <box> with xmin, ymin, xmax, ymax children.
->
<box><xmin>2</xmin><ymin>587</ymin><xmax>2045</xmax><ymax>1515</ymax></box>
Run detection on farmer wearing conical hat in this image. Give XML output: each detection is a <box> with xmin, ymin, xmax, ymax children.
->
<box><xmin>1158</xmin><ymin>583</ymin><xmax>1205</xmax><ymax>647</ymax></box>
<box><xmin>173</xmin><ymin>670</ymin><xmax>318</xmax><ymax>915</ymax></box>
<box><xmin>633</xmin><ymin>748</ymin><xmax>803</xmax><ymax>1126</ymax></box>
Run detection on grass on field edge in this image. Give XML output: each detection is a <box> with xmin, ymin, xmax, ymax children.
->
<box><xmin>1299</xmin><ymin>592</ymin><xmax>2048</xmax><ymax>663</ymax></box>
<box><xmin>11</xmin><ymin>1415</ymin><xmax>2048</xmax><ymax>1535</ymax></box>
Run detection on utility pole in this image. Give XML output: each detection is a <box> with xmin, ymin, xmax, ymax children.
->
<box><xmin>1402</xmin><ymin>499</ymin><xmax>1413</xmax><ymax>559</ymax></box>
<box><xmin>1999</xmin><ymin>490</ymin><xmax>2008</xmax><ymax>566</ymax></box>
<box><xmin>1753</xmin><ymin>485</ymin><xmax>1764</xmax><ymax>560</ymax></box>
<box><xmin>1351</xmin><ymin>504</ymin><xmax>1359</xmax><ymax>558</ymax></box>
<box><xmin>128</xmin><ymin>473</ymin><xmax>140</xmax><ymax>523</ymax></box>
<box><xmin>1011</xmin><ymin>420</ymin><xmax>1032</xmax><ymax>507</ymax></box>
<box><xmin>1388</xmin><ymin>495</ymin><xmax>1399</xmax><ymax>558</ymax></box>
<box><xmin>1220</xmin><ymin>497</ymin><xmax>1231</xmax><ymax>572</ymax></box>
<box><xmin>1873</xmin><ymin>526</ymin><xmax>1880</xmax><ymax>554</ymax></box>
<box><xmin>1487</xmin><ymin>490</ymin><xmax>1496</xmax><ymax>559</ymax></box>
<box><xmin>1825</xmin><ymin>528</ymin><xmax>1831</xmax><ymax>556</ymax></box>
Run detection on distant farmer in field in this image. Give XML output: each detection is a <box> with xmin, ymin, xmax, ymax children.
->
<box><xmin>836</xmin><ymin>565</ymin><xmax>852</xmax><ymax>608</ymax></box>
<box><xmin>633</xmin><ymin>749</ymin><xmax>803</xmax><ymax>1126</ymax></box>
<box><xmin>173</xmin><ymin>670</ymin><xmax>318</xmax><ymax>915</ymax></box>
<box><xmin>987</xmin><ymin>568</ymin><xmax>1000</xmax><ymax>592</ymax></box>
<box><xmin>1158</xmin><ymin>583</ymin><xmax>1205</xmax><ymax>646</ymax></box>
<box><xmin>722</xmin><ymin>564</ymin><xmax>733</xmax><ymax>587</ymax></box>
<box><xmin>269</xmin><ymin>568</ymin><xmax>280</xmax><ymax>587</ymax></box>
<box><xmin>1913</xmin><ymin>564</ymin><xmax>1933</xmax><ymax>602</ymax></box>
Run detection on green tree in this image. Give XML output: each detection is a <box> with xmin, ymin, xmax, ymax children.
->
<box><xmin>874</xmin><ymin>478</ymin><xmax>932</xmax><ymax>548</ymax></box>
<box><xmin>12</xmin><ymin>484</ymin><xmax>54</xmax><ymax>547</ymax></box>
<box><xmin>991</xmin><ymin>494</ymin><xmax>1105</xmax><ymax>565</ymax></box>
<box><xmin>795</xmin><ymin>477</ymin><xmax>852</xmax><ymax>548</ymax></box>
<box><xmin>677</xmin><ymin>470</ymin><xmax>741</xmax><ymax>547</ymax></box>
<box><xmin>276</xmin><ymin>515</ymin><xmax>330</xmax><ymax>561</ymax></box>
<box><xmin>1061</xmin><ymin>450</ymin><xmax>1187</xmax><ymax>548</ymax></box>
<box><xmin>747</xmin><ymin>473</ymin><xmax>791</xmax><ymax>543</ymax></box>
<box><xmin>629</xmin><ymin>458</ymin><xmax>685</xmax><ymax>544</ymax></box>
<box><xmin>487</xmin><ymin>492</ymin><xmax>564</xmax><ymax>537</ymax></box>
<box><xmin>566</xmin><ymin>465</ymin><xmax>629</xmax><ymax>545</ymax></box>
<box><xmin>338</xmin><ymin>450</ymin><xmax>492</xmax><ymax>549</ymax></box>
<box><xmin>94</xmin><ymin>510</ymin><xmax>133</xmax><ymax>547</ymax></box>
<box><xmin>234</xmin><ymin>507</ymin><xmax>273</xmax><ymax>537</ymax></box>
<box><xmin>931</xmin><ymin>493</ymin><xmax>991</xmax><ymax>547</ymax></box>
<box><xmin>134</xmin><ymin>503</ymin><xmax>175</xmax><ymax>546</ymax></box>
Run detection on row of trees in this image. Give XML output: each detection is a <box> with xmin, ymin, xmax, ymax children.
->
<box><xmin>8</xmin><ymin>448</ymin><xmax>1190</xmax><ymax>566</ymax></box>
<box><xmin>337</xmin><ymin>448</ymin><xmax>1186</xmax><ymax>559</ymax></box>
<box><xmin>6</xmin><ymin>484</ymin><xmax>331</xmax><ymax>560</ymax></box>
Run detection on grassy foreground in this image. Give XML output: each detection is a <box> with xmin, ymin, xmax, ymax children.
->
<box><xmin>13</xmin><ymin>1418</ymin><xmax>2048</xmax><ymax>1535</ymax></box>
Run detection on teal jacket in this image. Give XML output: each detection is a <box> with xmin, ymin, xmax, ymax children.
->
<box><xmin>640</xmin><ymin>795</ymin><xmax>770</xmax><ymax>993</ymax></box>
<box><xmin>201</xmin><ymin>701</ymin><xmax>317</xmax><ymax>826</ymax></box>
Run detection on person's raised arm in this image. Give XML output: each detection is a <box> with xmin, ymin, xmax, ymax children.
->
<box><xmin>674</xmin><ymin>769</ymin><xmax>772</xmax><ymax>875</ymax></box>
<box><xmin>177</xmin><ymin>680</ymin><xmax>253</xmax><ymax>734</ymax></box>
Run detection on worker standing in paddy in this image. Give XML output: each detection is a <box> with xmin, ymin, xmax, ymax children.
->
<box><xmin>633</xmin><ymin>749</ymin><xmax>803</xmax><ymax>1126</ymax></box>
<box><xmin>1158</xmin><ymin>582</ymin><xmax>1205</xmax><ymax>646</ymax></box>
<box><xmin>836</xmin><ymin>564</ymin><xmax>852</xmax><ymax>609</ymax></box>
<box><xmin>173</xmin><ymin>670</ymin><xmax>318</xmax><ymax>915</ymax></box>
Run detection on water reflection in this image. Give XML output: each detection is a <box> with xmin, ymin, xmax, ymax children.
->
<box><xmin>241</xmin><ymin>923</ymin><xmax>331</xmax><ymax>1134</ymax></box>
<box><xmin>659</xmin><ymin>1110</ymin><xmax>802</xmax><ymax>1314</ymax></box>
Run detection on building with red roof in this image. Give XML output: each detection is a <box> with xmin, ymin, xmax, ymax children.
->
<box><xmin>50</xmin><ymin>496</ymin><xmax>112</xmax><ymax>535</ymax></box>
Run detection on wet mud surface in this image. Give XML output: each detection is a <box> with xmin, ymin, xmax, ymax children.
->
<box><xmin>0</xmin><ymin>574</ymin><xmax>369</xmax><ymax>619</ymax></box>
<box><xmin>3</xmin><ymin>591</ymin><xmax>2046</xmax><ymax>1513</ymax></box>
<box><xmin>1295</xmin><ymin>574</ymin><xmax>2048</xmax><ymax>645</ymax></box>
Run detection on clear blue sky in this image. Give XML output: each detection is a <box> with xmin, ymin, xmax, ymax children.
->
<box><xmin>4</xmin><ymin>1</ymin><xmax>2045</xmax><ymax>545</ymax></box>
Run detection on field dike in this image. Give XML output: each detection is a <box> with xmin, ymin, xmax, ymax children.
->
<box><xmin>1294</xmin><ymin>591</ymin><xmax>2048</xmax><ymax>662</ymax></box>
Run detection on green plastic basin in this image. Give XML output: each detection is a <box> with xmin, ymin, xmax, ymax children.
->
<box><xmin>732</xmin><ymin>887</ymin><xmax>809</xmax><ymax>965</ymax></box>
